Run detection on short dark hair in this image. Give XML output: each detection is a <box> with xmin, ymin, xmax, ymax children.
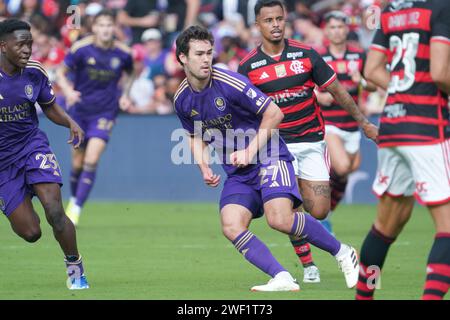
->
<box><xmin>324</xmin><ymin>11</ymin><xmax>348</xmax><ymax>24</ymax></box>
<box><xmin>254</xmin><ymin>0</ymin><xmax>285</xmax><ymax>17</ymax></box>
<box><xmin>175</xmin><ymin>26</ymin><xmax>214</xmax><ymax>65</ymax></box>
<box><xmin>93</xmin><ymin>9</ymin><xmax>116</xmax><ymax>23</ymax></box>
<box><xmin>0</xmin><ymin>18</ymin><xmax>30</xmax><ymax>40</ymax></box>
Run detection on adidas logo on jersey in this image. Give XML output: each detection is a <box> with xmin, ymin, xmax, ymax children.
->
<box><xmin>259</xmin><ymin>72</ymin><xmax>269</xmax><ymax>80</ymax></box>
<box><xmin>270</xmin><ymin>181</ymin><xmax>280</xmax><ymax>188</ymax></box>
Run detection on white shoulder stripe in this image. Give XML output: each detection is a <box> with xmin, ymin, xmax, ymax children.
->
<box><xmin>212</xmin><ymin>76</ymin><xmax>244</xmax><ymax>92</ymax></box>
<box><xmin>213</xmin><ymin>69</ymin><xmax>246</xmax><ymax>87</ymax></box>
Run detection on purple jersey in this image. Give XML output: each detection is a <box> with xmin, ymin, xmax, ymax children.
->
<box><xmin>174</xmin><ymin>67</ymin><xmax>294</xmax><ymax>179</ymax></box>
<box><xmin>0</xmin><ymin>60</ymin><xmax>56</xmax><ymax>171</ymax></box>
<box><xmin>64</xmin><ymin>36</ymin><xmax>133</xmax><ymax>118</ymax></box>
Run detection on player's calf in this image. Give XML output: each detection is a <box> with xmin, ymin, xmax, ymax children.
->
<box><xmin>42</xmin><ymin>202</ymin><xmax>66</xmax><ymax>233</ymax></box>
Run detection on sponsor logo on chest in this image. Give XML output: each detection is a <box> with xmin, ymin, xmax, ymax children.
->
<box><xmin>287</xmin><ymin>52</ymin><xmax>304</xmax><ymax>59</ymax></box>
<box><xmin>251</xmin><ymin>59</ymin><xmax>267</xmax><ymax>69</ymax></box>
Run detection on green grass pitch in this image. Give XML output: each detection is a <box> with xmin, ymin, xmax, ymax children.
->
<box><xmin>0</xmin><ymin>202</ymin><xmax>444</xmax><ymax>300</ymax></box>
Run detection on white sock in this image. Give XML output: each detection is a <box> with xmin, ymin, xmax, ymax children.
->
<box><xmin>73</xmin><ymin>204</ymin><xmax>81</xmax><ymax>215</ymax></box>
<box><xmin>334</xmin><ymin>244</ymin><xmax>350</xmax><ymax>259</ymax></box>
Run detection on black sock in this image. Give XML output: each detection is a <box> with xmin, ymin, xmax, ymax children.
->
<box><xmin>356</xmin><ymin>225</ymin><xmax>396</xmax><ymax>300</ymax></box>
<box><xmin>422</xmin><ymin>233</ymin><xmax>450</xmax><ymax>300</ymax></box>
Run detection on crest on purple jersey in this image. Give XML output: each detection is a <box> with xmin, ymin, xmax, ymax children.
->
<box><xmin>214</xmin><ymin>97</ymin><xmax>226</xmax><ymax>111</ymax></box>
<box><xmin>25</xmin><ymin>85</ymin><xmax>33</xmax><ymax>99</ymax></box>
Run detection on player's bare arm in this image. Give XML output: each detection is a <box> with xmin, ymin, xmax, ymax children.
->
<box><xmin>188</xmin><ymin>134</ymin><xmax>220</xmax><ymax>187</ymax></box>
<box><xmin>325</xmin><ymin>80</ymin><xmax>378</xmax><ymax>142</ymax></box>
<box><xmin>119</xmin><ymin>70</ymin><xmax>136</xmax><ymax>111</ymax></box>
<box><xmin>56</xmin><ymin>64</ymin><xmax>81</xmax><ymax>107</ymax></box>
<box><xmin>40</xmin><ymin>102</ymin><xmax>84</xmax><ymax>148</ymax></box>
<box><xmin>430</xmin><ymin>41</ymin><xmax>450</xmax><ymax>94</ymax></box>
<box><xmin>231</xmin><ymin>102</ymin><xmax>284</xmax><ymax>168</ymax></box>
<box><xmin>364</xmin><ymin>50</ymin><xmax>389</xmax><ymax>91</ymax></box>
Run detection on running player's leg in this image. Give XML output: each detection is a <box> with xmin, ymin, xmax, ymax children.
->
<box><xmin>423</xmin><ymin>202</ymin><xmax>450</xmax><ymax>300</ymax></box>
<box><xmin>33</xmin><ymin>182</ymin><xmax>89</xmax><ymax>289</ymax></box>
<box><xmin>220</xmin><ymin>180</ymin><xmax>298</xmax><ymax>292</ymax></box>
<box><xmin>356</xmin><ymin>195</ymin><xmax>414</xmax><ymax>300</ymax></box>
<box><xmin>297</xmin><ymin>179</ymin><xmax>330</xmax><ymax>220</ymax></box>
<box><xmin>405</xmin><ymin>141</ymin><xmax>450</xmax><ymax>300</ymax></box>
<box><xmin>34</xmin><ymin>183</ymin><xmax>79</xmax><ymax>256</ymax></box>
<box><xmin>69</xmin><ymin>146</ymin><xmax>85</xmax><ymax>202</ymax></box>
<box><xmin>1</xmin><ymin>163</ymin><xmax>42</xmax><ymax>242</ymax></box>
<box><xmin>66</xmin><ymin>146</ymin><xmax>85</xmax><ymax>224</ymax></box>
<box><xmin>293</xmin><ymin>141</ymin><xmax>331</xmax><ymax>220</ymax></box>
<box><xmin>68</xmin><ymin>114</ymin><xmax>86</xmax><ymax>203</ymax></box>
<box><xmin>69</xmin><ymin>115</ymin><xmax>113</xmax><ymax>225</ymax></box>
<box><xmin>287</xmin><ymin>143</ymin><xmax>321</xmax><ymax>281</ymax></box>
<box><xmin>7</xmin><ymin>196</ymin><xmax>42</xmax><ymax>243</ymax></box>
<box><xmin>76</xmin><ymin>137</ymin><xmax>106</xmax><ymax>207</ymax></box>
<box><xmin>357</xmin><ymin>147</ymin><xmax>415</xmax><ymax>300</ymax></box>
<box><xmin>262</xmin><ymin>160</ymin><xmax>359</xmax><ymax>288</ymax></box>
<box><xmin>68</xmin><ymin>137</ymin><xmax>107</xmax><ymax>225</ymax></box>
<box><xmin>327</xmin><ymin>132</ymin><xmax>351</xmax><ymax>214</ymax></box>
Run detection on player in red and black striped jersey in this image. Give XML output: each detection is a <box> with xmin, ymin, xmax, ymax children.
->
<box><xmin>357</xmin><ymin>0</ymin><xmax>450</xmax><ymax>300</ymax></box>
<box><xmin>239</xmin><ymin>0</ymin><xmax>378</xmax><ymax>286</ymax></box>
<box><xmin>316</xmin><ymin>11</ymin><xmax>377</xmax><ymax>230</ymax></box>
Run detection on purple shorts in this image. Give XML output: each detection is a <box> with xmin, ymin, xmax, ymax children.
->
<box><xmin>219</xmin><ymin>160</ymin><xmax>302</xmax><ymax>219</ymax></box>
<box><xmin>0</xmin><ymin>145</ymin><xmax>63</xmax><ymax>217</ymax></box>
<box><xmin>71</xmin><ymin>114</ymin><xmax>116</xmax><ymax>144</ymax></box>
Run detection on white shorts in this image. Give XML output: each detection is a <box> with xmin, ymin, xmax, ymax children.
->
<box><xmin>325</xmin><ymin>125</ymin><xmax>361</xmax><ymax>154</ymax></box>
<box><xmin>372</xmin><ymin>140</ymin><xmax>450</xmax><ymax>205</ymax></box>
<box><xmin>287</xmin><ymin>141</ymin><xmax>330</xmax><ymax>181</ymax></box>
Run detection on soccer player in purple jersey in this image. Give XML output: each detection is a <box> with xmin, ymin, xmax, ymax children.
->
<box><xmin>56</xmin><ymin>10</ymin><xmax>134</xmax><ymax>226</ymax></box>
<box><xmin>173</xmin><ymin>25</ymin><xmax>360</xmax><ymax>291</ymax></box>
<box><xmin>0</xmin><ymin>19</ymin><xmax>89</xmax><ymax>289</ymax></box>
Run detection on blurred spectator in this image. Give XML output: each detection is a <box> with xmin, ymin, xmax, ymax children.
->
<box><xmin>141</xmin><ymin>28</ymin><xmax>169</xmax><ymax>80</ymax></box>
<box><xmin>117</xmin><ymin>0</ymin><xmax>159</xmax><ymax>45</ymax></box>
<box><xmin>356</xmin><ymin>0</ymin><xmax>377</xmax><ymax>50</ymax></box>
<box><xmin>222</xmin><ymin>0</ymin><xmax>258</xmax><ymax>27</ymax></box>
<box><xmin>0</xmin><ymin>0</ymin><xmax>387</xmax><ymax>116</ymax></box>
<box><xmin>292</xmin><ymin>14</ymin><xmax>324</xmax><ymax>48</ymax></box>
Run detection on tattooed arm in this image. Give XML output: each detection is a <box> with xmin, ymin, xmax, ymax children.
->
<box><xmin>325</xmin><ymin>80</ymin><xmax>379</xmax><ymax>142</ymax></box>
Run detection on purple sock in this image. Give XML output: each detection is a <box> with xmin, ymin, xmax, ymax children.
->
<box><xmin>65</xmin><ymin>256</ymin><xmax>85</xmax><ymax>278</ymax></box>
<box><xmin>291</xmin><ymin>212</ymin><xmax>341</xmax><ymax>256</ymax></box>
<box><xmin>75</xmin><ymin>169</ymin><xmax>96</xmax><ymax>207</ymax></box>
<box><xmin>232</xmin><ymin>230</ymin><xmax>286</xmax><ymax>278</ymax></box>
<box><xmin>70</xmin><ymin>169</ymin><xmax>82</xmax><ymax>198</ymax></box>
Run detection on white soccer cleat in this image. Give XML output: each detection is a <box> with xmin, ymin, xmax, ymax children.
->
<box><xmin>251</xmin><ymin>271</ymin><xmax>300</xmax><ymax>292</ymax></box>
<box><xmin>303</xmin><ymin>265</ymin><xmax>321</xmax><ymax>283</ymax></box>
<box><xmin>336</xmin><ymin>245</ymin><xmax>359</xmax><ymax>289</ymax></box>
<box><xmin>65</xmin><ymin>198</ymin><xmax>81</xmax><ymax>227</ymax></box>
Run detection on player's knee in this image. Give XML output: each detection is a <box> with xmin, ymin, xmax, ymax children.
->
<box><xmin>21</xmin><ymin>228</ymin><xmax>42</xmax><ymax>243</ymax></box>
<box><xmin>309</xmin><ymin>207</ymin><xmax>329</xmax><ymax>220</ymax></box>
<box><xmin>266</xmin><ymin>212</ymin><xmax>292</xmax><ymax>233</ymax></box>
<box><xmin>222</xmin><ymin>224</ymin><xmax>243</xmax><ymax>241</ymax></box>
<box><xmin>303</xmin><ymin>202</ymin><xmax>329</xmax><ymax>220</ymax></box>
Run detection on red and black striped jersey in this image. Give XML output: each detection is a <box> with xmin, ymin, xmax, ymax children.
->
<box><xmin>371</xmin><ymin>0</ymin><xmax>450</xmax><ymax>147</ymax></box>
<box><xmin>320</xmin><ymin>45</ymin><xmax>366</xmax><ymax>132</ymax></box>
<box><xmin>238</xmin><ymin>39</ymin><xmax>336</xmax><ymax>143</ymax></box>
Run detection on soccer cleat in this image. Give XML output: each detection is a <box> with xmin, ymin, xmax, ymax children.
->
<box><xmin>251</xmin><ymin>271</ymin><xmax>300</xmax><ymax>292</ymax></box>
<box><xmin>67</xmin><ymin>274</ymin><xmax>90</xmax><ymax>290</ymax></box>
<box><xmin>336</xmin><ymin>245</ymin><xmax>359</xmax><ymax>288</ymax></box>
<box><xmin>65</xmin><ymin>199</ymin><xmax>81</xmax><ymax>226</ymax></box>
<box><xmin>303</xmin><ymin>265</ymin><xmax>321</xmax><ymax>283</ymax></box>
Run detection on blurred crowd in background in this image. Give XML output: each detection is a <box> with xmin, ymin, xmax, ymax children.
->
<box><xmin>0</xmin><ymin>0</ymin><xmax>390</xmax><ymax>115</ymax></box>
